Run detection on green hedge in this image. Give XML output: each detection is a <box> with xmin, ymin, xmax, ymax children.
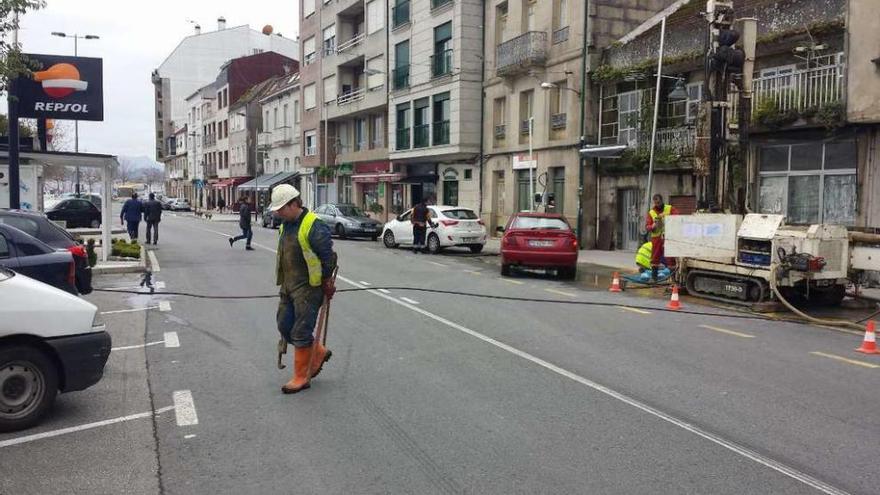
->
<box><xmin>111</xmin><ymin>238</ymin><xmax>141</xmax><ymax>259</ymax></box>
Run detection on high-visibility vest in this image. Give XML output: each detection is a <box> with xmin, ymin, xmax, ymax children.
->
<box><xmin>636</xmin><ymin>241</ymin><xmax>653</xmax><ymax>269</ymax></box>
<box><xmin>648</xmin><ymin>204</ymin><xmax>673</xmax><ymax>238</ymax></box>
<box><xmin>277</xmin><ymin>210</ymin><xmax>322</xmax><ymax>287</ymax></box>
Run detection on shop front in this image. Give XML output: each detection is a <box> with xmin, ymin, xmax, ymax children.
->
<box><xmin>400</xmin><ymin>163</ymin><xmax>438</xmax><ymax>207</ymax></box>
<box><xmin>351</xmin><ymin>160</ymin><xmax>399</xmax><ymax>222</ymax></box>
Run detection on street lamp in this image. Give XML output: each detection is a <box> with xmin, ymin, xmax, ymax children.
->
<box><xmin>539</xmin><ymin>81</ymin><xmax>582</xmax><ymax>96</ymax></box>
<box><xmin>51</xmin><ymin>31</ymin><xmax>100</xmax><ymax>194</ymax></box>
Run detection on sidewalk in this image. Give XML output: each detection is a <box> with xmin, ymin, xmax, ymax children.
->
<box><xmin>482</xmin><ymin>238</ymin><xmax>634</xmax><ymax>271</ymax></box>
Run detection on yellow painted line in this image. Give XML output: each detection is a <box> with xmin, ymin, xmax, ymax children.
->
<box><xmin>501</xmin><ymin>278</ymin><xmax>524</xmax><ymax>285</ymax></box>
<box><xmin>545</xmin><ymin>288</ymin><xmax>576</xmax><ymax>297</ymax></box>
<box><xmin>699</xmin><ymin>325</ymin><xmax>755</xmax><ymax>339</ymax></box>
<box><xmin>810</xmin><ymin>352</ymin><xmax>880</xmax><ymax>369</ymax></box>
<box><xmin>617</xmin><ymin>306</ymin><xmax>651</xmax><ymax>315</ymax></box>
<box><xmin>464</xmin><ymin>270</ymin><xmax>482</xmax><ymax>276</ymax></box>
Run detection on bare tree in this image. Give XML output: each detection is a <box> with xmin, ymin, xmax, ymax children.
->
<box><xmin>48</xmin><ymin>120</ymin><xmax>73</xmax><ymax>152</ymax></box>
<box><xmin>81</xmin><ymin>167</ymin><xmax>102</xmax><ymax>193</ymax></box>
<box><xmin>140</xmin><ymin>167</ymin><xmax>164</xmax><ymax>192</ymax></box>
<box><xmin>115</xmin><ymin>158</ymin><xmax>137</xmax><ymax>184</ymax></box>
<box><xmin>43</xmin><ymin>164</ymin><xmax>66</xmax><ymax>194</ymax></box>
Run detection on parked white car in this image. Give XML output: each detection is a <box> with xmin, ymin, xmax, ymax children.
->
<box><xmin>381</xmin><ymin>205</ymin><xmax>487</xmax><ymax>254</ymax></box>
<box><xmin>0</xmin><ymin>267</ymin><xmax>111</xmax><ymax>432</ymax></box>
<box><xmin>170</xmin><ymin>199</ymin><xmax>191</xmax><ymax>211</ymax></box>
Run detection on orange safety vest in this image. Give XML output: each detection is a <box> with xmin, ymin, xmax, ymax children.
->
<box><xmin>648</xmin><ymin>204</ymin><xmax>673</xmax><ymax>238</ymax></box>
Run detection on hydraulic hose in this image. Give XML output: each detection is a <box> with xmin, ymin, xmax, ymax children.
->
<box><xmin>768</xmin><ymin>264</ymin><xmax>865</xmax><ymax>332</ymax></box>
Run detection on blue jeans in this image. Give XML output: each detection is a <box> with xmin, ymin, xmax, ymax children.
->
<box><xmin>231</xmin><ymin>226</ymin><xmax>252</xmax><ymax>246</ymax></box>
<box><xmin>276</xmin><ymin>288</ymin><xmax>324</xmax><ymax>348</ymax></box>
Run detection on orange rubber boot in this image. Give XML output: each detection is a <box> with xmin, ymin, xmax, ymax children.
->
<box><xmin>310</xmin><ymin>342</ymin><xmax>332</xmax><ymax>378</ymax></box>
<box><xmin>281</xmin><ymin>346</ymin><xmax>312</xmax><ymax>394</ymax></box>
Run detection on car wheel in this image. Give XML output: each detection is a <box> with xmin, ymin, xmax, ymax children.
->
<box><xmin>469</xmin><ymin>244</ymin><xmax>484</xmax><ymax>254</ymax></box>
<box><xmin>335</xmin><ymin>224</ymin><xmax>347</xmax><ymax>239</ymax></box>
<box><xmin>383</xmin><ymin>230</ymin><xmax>397</xmax><ymax>248</ymax></box>
<box><xmin>501</xmin><ymin>263</ymin><xmax>511</xmax><ymax>276</ymax></box>
<box><xmin>427</xmin><ymin>234</ymin><xmax>441</xmax><ymax>254</ymax></box>
<box><xmin>0</xmin><ymin>346</ymin><xmax>58</xmax><ymax>433</ymax></box>
<box><xmin>90</xmin><ymin>219</ymin><xmax>100</xmax><ymax>228</ymax></box>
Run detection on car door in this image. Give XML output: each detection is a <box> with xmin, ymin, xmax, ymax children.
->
<box><xmin>0</xmin><ymin>227</ymin><xmax>74</xmax><ymax>292</ymax></box>
<box><xmin>393</xmin><ymin>209</ymin><xmax>414</xmax><ymax>245</ymax></box>
<box><xmin>0</xmin><ymin>232</ymin><xmax>21</xmax><ymax>272</ymax></box>
<box><xmin>49</xmin><ymin>200</ymin><xmax>75</xmax><ymax>225</ymax></box>
<box><xmin>66</xmin><ymin>199</ymin><xmax>92</xmax><ymax>228</ymax></box>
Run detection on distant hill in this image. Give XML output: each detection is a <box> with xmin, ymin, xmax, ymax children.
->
<box><xmin>118</xmin><ymin>155</ymin><xmax>163</xmax><ymax>172</ymax></box>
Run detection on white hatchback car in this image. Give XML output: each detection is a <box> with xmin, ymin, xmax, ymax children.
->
<box><xmin>382</xmin><ymin>205</ymin><xmax>487</xmax><ymax>254</ymax></box>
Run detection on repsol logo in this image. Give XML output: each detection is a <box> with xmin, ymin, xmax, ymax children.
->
<box><xmin>33</xmin><ymin>102</ymin><xmax>90</xmax><ymax>113</ymax></box>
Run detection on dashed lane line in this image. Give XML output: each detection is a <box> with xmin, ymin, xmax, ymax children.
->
<box><xmin>700</xmin><ymin>325</ymin><xmax>755</xmax><ymax>339</ymax></box>
<box><xmin>501</xmin><ymin>278</ymin><xmax>524</xmax><ymax>285</ymax></box>
<box><xmin>617</xmin><ymin>306</ymin><xmax>652</xmax><ymax>315</ymax></box>
<box><xmin>545</xmin><ymin>288</ymin><xmax>576</xmax><ymax>298</ymax></box>
<box><xmin>428</xmin><ymin>261</ymin><xmax>448</xmax><ymax>267</ymax></box>
<box><xmin>101</xmin><ymin>306</ymin><xmax>160</xmax><ymax>315</ymax></box>
<box><xmin>464</xmin><ymin>270</ymin><xmax>482</xmax><ymax>276</ymax></box>
<box><xmin>378</xmin><ymin>289</ymin><xmax>391</xmax><ymax>294</ymax></box>
<box><xmin>0</xmin><ymin>406</ymin><xmax>175</xmax><ymax>449</ymax></box>
<box><xmin>359</xmin><ymin>281</ymin><xmax>372</xmax><ymax>286</ymax></box>
<box><xmin>147</xmin><ymin>250</ymin><xmax>161</xmax><ymax>272</ymax></box>
<box><xmin>158</xmin><ymin>301</ymin><xmax>172</xmax><ymax>312</ymax></box>
<box><xmin>810</xmin><ymin>351</ymin><xmax>880</xmax><ymax>369</ymax></box>
<box><xmin>172</xmin><ymin>390</ymin><xmax>199</xmax><ymax>426</ymax></box>
<box><xmin>400</xmin><ymin>297</ymin><xmax>420</xmax><ymax>305</ymax></box>
<box><xmin>112</xmin><ymin>341</ymin><xmax>164</xmax><ymax>351</ymax></box>
<box><xmin>164</xmin><ymin>331</ymin><xmax>180</xmax><ymax>348</ymax></box>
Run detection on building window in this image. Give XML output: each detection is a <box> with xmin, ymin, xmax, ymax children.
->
<box><xmin>758</xmin><ymin>140</ymin><xmax>857</xmax><ymax>224</ymax></box>
<box><xmin>394</xmin><ymin>40</ymin><xmax>410</xmax><ymax>90</ymax></box>
<box><xmin>432</xmin><ymin>92</ymin><xmax>450</xmax><ymax>146</ymax></box>
<box><xmin>553</xmin><ymin>0</ymin><xmax>568</xmax><ymax>31</ymax></box>
<box><xmin>685</xmin><ymin>82</ymin><xmax>702</xmax><ymax>123</ymax></box>
<box><xmin>323</xmin><ymin>25</ymin><xmax>336</xmax><ymax>55</ymax></box>
<box><xmin>294</xmin><ymin>100</ymin><xmax>300</xmax><ymax>123</ymax></box>
<box><xmin>265</xmin><ymin>111</ymin><xmax>270</xmax><ymax>131</ymax></box>
<box><xmin>367</xmin><ymin>0</ymin><xmax>385</xmax><ymax>33</ymax></box>
<box><xmin>223</xmin><ymin>88</ymin><xmax>228</xmax><ymax>107</ymax></box>
<box><xmin>517</xmin><ymin>170</ymin><xmax>531</xmax><ymax>212</ymax></box>
<box><xmin>393</xmin><ymin>0</ymin><xmax>411</xmax><ymax>28</ymax></box>
<box><xmin>524</xmin><ymin>0</ymin><xmax>536</xmax><ymax>32</ymax></box>
<box><xmin>617</xmin><ymin>90</ymin><xmax>642</xmax><ymax>147</ymax></box>
<box><xmin>323</xmin><ymin>76</ymin><xmax>336</xmax><ymax>103</ymax></box>
<box><xmin>370</xmin><ymin>114</ymin><xmax>384</xmax><ymax>149</ymax></box>
<box><xmin>443</xmin><ymin>178</ymin><xmax>459</xmax><ymax>206</ymax></box>
<box><xmin>414</xmin><ymin>98</ymin><xmax>430</xmax><ymax>148</ymax></box>
<box><xmin>432</xmin><ymin>22</ymin><xmax>453</xmax><ymax>77</ymax></box>
<box><xmin>304</xmin><ymin>83</ymin><xmax>316</xmax><ymax>110</ymax></box>
<box><xmin>549</xmin><ymin>167</ymin><xmax>565</xmax><ymax>214</ymax></box>
<box><xmin>284</xmin><ymin>158</ymin><xmax>290</xmax><ymax>172</ymax></box>
<box><xmin>519</xmin><ymin>90</ymin><xmax>534</xmax><ymax>143</ymax></box>
<box><xmin>367</xmin><ymin>56</ymin><xmax>384</xmax><ymax>89</ymax></box>
<box><xmin>464</xmin><ymin>169</ymin><xmax>473</xmax><ymax>180</ymax></box>
<box><xmin>354</xmin><ymin>119</ymin><xmax>367</xmax><ymax>151</ymax></box>
<box><xmin>303</xmin><ymin>0</ymin><xmax>315</xmax><ymax>18</ymax></box>
<box><xmin>549</xmin><ymin>81</ymin><xmax>568</xmax><ymax>134</ymax></box>
<box><xmin>496</xmin><ymin>2</ymin><xmax>508</xmax><ymax>46</ymax></box>
<box><xmin>303</xmin><ymin>36</ymin><xmax>316</xmax><ymax>65</ymax></box>
<box><xmin>283</xmin><ymin>104</ymin><xmax>289</xmax><ymax>127</ymax></box>
<box><xmin>396</xmin><ymin>102</ymin><xmax>411</xmax><ymax>151</ymax></box>
<box><xmin>305</xmin><ymin>130</ymin><xmax>317</xmax><ymax>156</ymax></box>
<box><xmin>493</xmin><ymin>97</ymin><xmax>507</xmax><ymax>146</ymax></box>
<box><xmin>274</xmin><ymin>108</ymin><xmax>279</xmax><ymax>129</ymax></box>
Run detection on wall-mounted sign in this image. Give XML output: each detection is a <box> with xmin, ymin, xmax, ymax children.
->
<box><xmin>512</xmin><ymin>153</ymin><xmax>536</xmax><ymax>170</ymax></box>
<box><xmin>442</xmin><ymin>167</ymin><xmax>459</xmax><ymax>180</ymax></box>
<box><xmin>16</xmin><ymin>54</ymin><xmax>104</xmax><ymax>121</ymax></box>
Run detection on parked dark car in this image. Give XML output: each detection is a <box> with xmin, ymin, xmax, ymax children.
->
<box><xmin>0</xmin><ymin>210</ymin><xmax>93</xmax><ymax>294</ymax></box>
<box><xmin>315</xmin><ymin>203</ymin><xmax>383</xmax><ymax>240</ymax></box>
<box><xmin>261</xmin><ymin>210</ymin><xmax>283</xmax><ymax>229</ymax></box>
<box><xmin>45</xmin><ymin>198</ymin><xmax>102</xmax><ymax>229</ymax></box>
<box><xmin>0</xmin><ymin>224</ymin><xmax>77</xmax><ymax>294</ymax></box>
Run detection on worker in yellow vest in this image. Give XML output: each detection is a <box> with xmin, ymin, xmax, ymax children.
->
<box><xmin>645</xmin><ymin>194</ymin><xmax>677</xmax><ymax>281</ymax></box>
<box><xmin>269</xmin><ymin>184</ymin><xmax>338</xmax><ymax>394</ymax></box>
<box><xmin>636</xmin><ymin>241</ymin><xmax>653</xmax><ymax>271</ymax></box>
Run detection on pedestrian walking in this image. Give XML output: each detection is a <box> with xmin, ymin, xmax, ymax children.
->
<box><xmin>120</xmin><ymin>192</ymin><xmax>143</xmax><ymax>242</ymax></box>
<box><xmin>645</xmin><ymin>194</ymin><xmax>678</xmax><ymax>281</ymax></box>
<box><xmin>217</xmin><ymin>196</ymin><xmax>226</xmax><ymax>214</ymax></box>
<box><xmin>143</xmin><ymin>192</ymin><xmax>163</xmax><ymax>245</ymax></box>
<box><xmin>228</xmin><ymin>196</ymin><xmax>254</xmax><ymax>250</ymax></box>
<box><xmin>269</xmin><ymin>184</ymin><xmax>337</xmax><ymax>394</ymax></box>
<box><xmin>411</xmin><ymin>199</ymin><xmax>430</xmax><ymax>254</ymax></box>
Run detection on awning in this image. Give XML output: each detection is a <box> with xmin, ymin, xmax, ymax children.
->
<box><xmin>238</xmin><ymin>171</ymin><xmax>301</xmax><ymax>191</ymax></box>
<box><xmin>579</xmin><ymin>144</ymin><xmax>628</xmax><ymax>158</ymax></box>
<box><xmin>215</xmin><ymin>177</ymin><xmax>251</xmax><ymax>188</ymax></box>
<box><xmin>396</xmin><ymin>174</ymin><xmax>438</xmax><ymax>184</ymax></box>
<box><xmin>353</xmin><ymin>173</ymin><xmax>403</xmax><ymax>184</ymax></box>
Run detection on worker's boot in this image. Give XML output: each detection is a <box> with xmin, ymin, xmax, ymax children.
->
<box><xmin>281</xmin><ymin>346</ymin><xmax>312</xmax><ymax>394</ymax></box>
<box><xmin>310</xmin><ymin>342</ymin><xmax>332</xmax><ymax>378</ymax></box>
<box><xmin>651</xmin><ymin>267</ymin><xmax>658</xmax><ymax>282</ymax></box>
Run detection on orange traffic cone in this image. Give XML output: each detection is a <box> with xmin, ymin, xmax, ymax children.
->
<box><xmin>855</xmin><ymin>320</ymin><xmax>879</xmax><ymax>354</ymax></box>
<box><xmin>609</xmin><ymin>272</ymin><xmax>622</xmax><ymax>292</ymax></box>
<box><xmin>666</xmin><ymin>285</ymin><xmax>682</xmax><ymax>310</ymax></box>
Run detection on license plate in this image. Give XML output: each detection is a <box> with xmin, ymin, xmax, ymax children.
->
<box><xmin>364</xmin><ymin>227</ymin><xmax>376</xmax><ymax>232</ymax></box>
<box><xmin>529</xmin><ymin>240</ymin><xmax>554</xmax><ymax>247</ymax></box>
<box><xmin>462</xmin><ymin>237</ymin><xmax>479</xmax><ymax>242</ymax></box>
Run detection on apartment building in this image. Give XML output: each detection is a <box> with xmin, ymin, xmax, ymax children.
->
<box><xmin>163</xmin><ymin>124</ymin><xmax>189</xmax><ymax>200</ymax></box>
<box><xmin>299</xmin><ymin>0</ymin><xmax>332</xmax><ymax>205</ymax></box>
<box><xmin>184</xmin><ymin>86</ymin><xmax>214</xmax><ymax>207</ymax></box>
<box><xmin>388</xmin><ymin>0</ymin><xmax>483</xmax><ymax>216</ymax></box>
<box><xmin>594</xmin><ymin>0</ymin><xmax>880</xmax><ymax>251</ymax></box>
<box><xmin>152</xmin><ymin>18</ymin><xmax>298</xmax><ymax>161</ymax></box>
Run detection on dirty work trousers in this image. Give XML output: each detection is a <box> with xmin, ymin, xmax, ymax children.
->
<box><xmin>277</xmin><ymin>287</ymin><xmax>324</xmax><ymax>348</ymax></box>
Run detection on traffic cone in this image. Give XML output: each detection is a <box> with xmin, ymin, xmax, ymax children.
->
<box><xmin>855</xmin><ymin>320</ymin><xmax>879</xmax><ymax>354</ymax></box>
<box><xmin>666</xmin><ymin>285</ymin><xmax>682</xmax><ymax>310</ymax></box>
<box><xmin>609</xmin><ymin>272</ymin><xmax>622</xmax><ymax>292</ymax></box>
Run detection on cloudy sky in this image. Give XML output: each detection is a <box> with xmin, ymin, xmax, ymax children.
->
<box><xmin>14</xmin><ymin>0</ymin><xmax>298</xmax><ymax>158</ymax></box>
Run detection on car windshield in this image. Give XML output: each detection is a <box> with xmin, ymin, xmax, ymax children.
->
<box><xmin>510</xmin><ymin>216</ymin><xmax>570</xmax><ymax>230</ymax></box>
<box><xmin>337</xmin><ymin>206</ymin><xmax>365</xmax><ymax>217</ymax></box>
<box><xmin>442</xmin><ymin>209</ymin><xmax>478</xmax><ymax>220</ymax></box>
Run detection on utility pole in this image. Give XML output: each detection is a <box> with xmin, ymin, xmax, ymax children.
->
<box><xmin>8</xmin><ymin>12</ymin><xmax>20</xmax><ymax>209</ymax></box>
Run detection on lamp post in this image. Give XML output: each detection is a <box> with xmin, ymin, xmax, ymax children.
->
<box><xmin>51</xmin><ymin>31</ymin><xmax>100</xmax><ymax>195</ymax></box>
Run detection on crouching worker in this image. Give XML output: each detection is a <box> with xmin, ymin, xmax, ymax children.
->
<box><xmin>635</xmin><ymin>240</ymin><xmax>670</xmax><ymax>283</ymax></box>
<box><xmin>269</xmin><ymin>184</ymin><xmax>338</xmax><ymax>394</ymax></box>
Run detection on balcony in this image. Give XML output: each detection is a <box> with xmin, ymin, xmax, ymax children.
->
<box><xmin>551</xmin><ymin>113</ymin><xmax>567</xmax><ymax>130</ymax></box>
<box><xmin>431</xmin><ymin>49</ymin><xmax>453</xmax><ymax>78</ymax></box>
<box><xmin>634</xmin><ymin>126</ymin><xmax>696</xmax><ymax>155</ymax></box>
<box><xmin>396</xmin><ymin>128</ymin><xmax>411</xmax><ymax>150</ymax></box>
<box><xmin>337</xmin><ymin>87</ymin><xmax>366</xmax><ymax>106</ymax></box>
<box><xmin>751</xmin><ymin>62</ymin><xmax>844</xmax><ymax>115</ymax></box>
<box><xmin>393</xmin><ymin>66</ymin><xmax>410</xmax><ymax>90</ymax></box>
<box><xmin>552</xmin><ymin>26</ymin><xmax>569</xmax><ymax>44</ymax></box>
<box><xmin>413</xmin><ymin>124</ymin><xmax>430</xmax><ymax>148</ymax></box>
<box><xmin>494</xmin><ymin>124</ymin><xmax>506</xmax><ymax>139</ymax></box>
<box><xmin>305</xmin><ymin>146</ymin><xmax>317</xmax><ymax>156</ymax></box>
<box><xmin>496</xmin><ymin>31</ymin><xmax>548</xmax><ymax>77</ymax></box>
<box><xmin>337</xmin><ymin>33</ymin><xmax>365</xmax><ymax>55</ymax></box>
<box><xmin>257</xmin><ymin>132</ymin><xmax>272</xmax><ymax>149</ymax></box>
<box><xmin>432</xmin><ymin>121</ymin><xmax>450</xmax><ymax>145</ymax></box>
<box><xmin>392</xmin><ymin>1</ymin><xmax>410</xmax><ymax>29</ymax></box>
<box><xmin>273</xmin><ymin>126</ymin><xmax>293</xmax><ymax>145</ymax></box>
<box><xmin>520</xmin><ymin>119</ymin><xmax>532</xmax><ymax>136</ymax></box>
<box><xmin>203</xmin><ymin>134</ymin><xmax>217</xmax><ymax>148</ymax></box>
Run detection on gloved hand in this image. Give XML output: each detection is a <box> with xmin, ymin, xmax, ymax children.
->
<box><xmin>322</xmin><ymin>278</ymin><xmax>336</xmax><ymax>300</ymax></box>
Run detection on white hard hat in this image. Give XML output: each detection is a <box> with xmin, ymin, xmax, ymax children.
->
<box><xmin>268</xmin><ymin>184</ymin><xmax>301</xmax><ymax>212</ymax></box>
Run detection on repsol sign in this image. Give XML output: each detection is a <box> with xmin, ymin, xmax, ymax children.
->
<box><xmin>16</xmin><ymin>54</ymin><xmax>104</xmax><ymax>121</ymax></box>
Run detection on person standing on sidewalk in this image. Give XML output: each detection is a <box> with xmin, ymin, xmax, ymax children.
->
<box><xmin>645</xmin><ymin>194</ymin><xmax>678</xmax><ymax>281</ymax></box>
<box><xmin>269</xmin><ymin>184</ymin><xmax>337</xmax><ymax>394</ymax></box>
<box><xmin>142</xmin><ymin>193</ymin><xmax>163</xmax><ymax>245</ymax></box>
<box><xmin>120</xmin><ymin>192</ymin><xmax>143</xmax><ymax>242</ymax></box>
<box><xmin>229</xmin><ymin>196</ymin><xmax>254</xmax><ymax>250</ymax></box>
<box><xmin>217</xmin><ymin>196</ymin><xmax>226</xmax><ymax>214</ymax></box>
<box><xmin>411</xmin><ymin>199</ymin><xmax>429</xmax><ymax>254</ymax></box>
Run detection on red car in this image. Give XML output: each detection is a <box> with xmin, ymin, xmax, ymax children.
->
<box><xmin>500</xmin><ymin>213</ymin><xmax>578</xmax><ymax>279</ymax></box>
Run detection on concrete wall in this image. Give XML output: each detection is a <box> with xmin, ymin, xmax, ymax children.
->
<box><xmin>845</xmin><ymin>0</ymin><xmax>880</xmax><ymax>123</ymax></box>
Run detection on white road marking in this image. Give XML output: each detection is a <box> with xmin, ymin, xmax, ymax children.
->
<box><xmin>164</xmin><ymin>331</ymin><xmax>180</xmax><ymax>348</ymax></box>
<box><xmin>617</xmin><ymin>306</ymin><xmax>652</xmax><ymax>315</ymax></box>
<box><xmin>158</xmin><ymin>301</ymin><xmax>172</xmax><ymax>312</ymax></box>
<box><xmin>112</xmin><ymin>341</ymin><xmax>164</xmax><ymax>351</ymax></box>
<box><xmin>400</xmin><ymin>297</ymin><xmax>420</xmax><ymax>305</ymax></box>
<box><xmin>428</xmin><ymin>261</ymin><xmax>448</xmax><ymax>267</ymax></box>
<box><xmin>147</xmin><ymin>250</ymin><xmax>161</xmax><ymax>273</ymax></box>
<box><xmin>184</xmin><ymin>434</ymin><xmax>197</xmax><ymax>439</ymax></box>
<box><xmin>359</xmin><ymin>281</ymin><xmax>372</xmax><ymax>286</ymax></box>
<box><xmin>700</xmin><ymin>325</ymin><xmax>755</xmax><ymax>339</ymax></box>
<box><xmin>0</xmin><ymin>406</ymin><xmax>175</xmax><ymax>449</ymax></box>
<box><xmin>155</xmin><ymin>281</ymin><xmax>166</xmax><ymax>290</ymax></box>
<box><xmin>464</xmin><ymin>270</ymin><xmax>482</xmax><ymax>276</ymax></box>
<box><xmin>378</xmin><ymin>289</ymin><xmax>391</xmax><ymax>294</ymax></box>
<box><xmin>545</xmin><ymin>288</ymin><xmax>576</xmax><ymax>297</ymax></box>
<box><xmin>335</xmin><ymin>275</ymin><xmax>848</xmax><ymax>495</ymax></box>
<box><xmin>172</xmin><ymin>390</ymin><xmax>198</xmax><ymax>426</ymax></box>
<box><xmin>501</xmin><ymin>278</ymin><xmax>524</xmax><ymax>285</ymax></box>
<box><xmin>101</xmin><ymin>306</ymin><xmax>159</xmax><ymax>315</ymax></box>
<box><xmin>810</xmin><ymin>351</ymin><xmax>879</xmax><ymax>369</ymax></box>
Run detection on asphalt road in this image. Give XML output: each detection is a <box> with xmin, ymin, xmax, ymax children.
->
<box><xmin>3</xmin><ymin>210</ymin><xmax>880</xmax><ymax>494</ymax></box>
